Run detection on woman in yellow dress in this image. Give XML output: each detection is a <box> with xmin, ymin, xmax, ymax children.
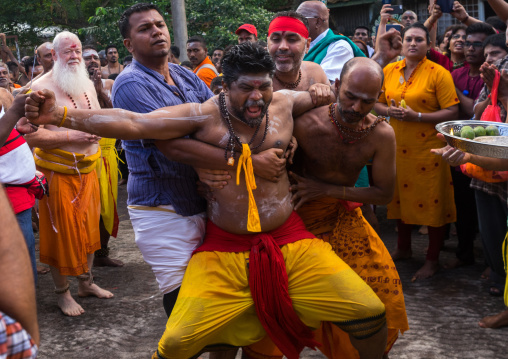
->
<box><xmin>374</xmin><ymin>22</ymin><xmax>459</xmax><ymax>281</ymax></box>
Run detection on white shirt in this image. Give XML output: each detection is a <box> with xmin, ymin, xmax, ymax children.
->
<box><xmin>309</xmin><ymin>29</ymin><xmax>354</xmax><ymax>82</ymax></box>
<box><xmin>367</xmin><ymin>45</ymin><xmax>375</xmax><ymax>57</ymax></box>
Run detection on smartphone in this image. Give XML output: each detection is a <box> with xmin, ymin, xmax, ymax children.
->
<box><xmin>436</xmin><ymin>0</ymin><xmax>454</xmax><ymax>13</ymax></box>
<box><xmin>386</xmin><ymin>24</ymin><xmax>402</xmax><ymax>32</ymax></box>
<box><xmin>382</xmin><ymin>0</ymin><xmax>391</xmax><ymax>4</ymax></box>
<box><xmin>389</xmin><ymin>4</ymin><xmax>404</xmax><ymax>15</ymax></box>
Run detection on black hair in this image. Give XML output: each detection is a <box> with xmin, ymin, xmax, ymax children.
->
<box><xmin>213</xmin><ymin>47</ymin><xmax>224</xmax><ymax>53</ymax></box>
<box><xmin>483</xmin><ymin>33</ymin><xmax>508</xmax><ymax>53</ymax></box>
<box><xmin>123</xmin><ymin>55</ymin><xmax>133</xmax><ymax>63</ymax></box>
<box><xmin>486</xmin><ymin>16</ymin><xmax>507</xmax><ymax>32</ymax></box>
<box><xmin>6</xmin><ymin>61</ymin><xmax>18</xmax><ymax>72</ymax></box>
<box><xmin>258</xmin><ymin>40</ymin><xmax>267</xmax><ymax>47</ymax></box>
<box><xmin>210</xmin><ymin>76</ymin><xmax>223</xmax><ymax>89</ymax></box>
<box><xmin>466</xmin><ymin>22</ymin><xmax>497</xmax><ymax>38</ymax></box>
<box><xmin>105</xmin><ymin>44</ymin><xmax>118</xmax><ymax>55</ymax></box>
<box><xmin>186</xmin><ymin>35</ymin><xmax>207</xmax><ymax>48</ymax></box>
<box><xmin>24</xmin><ymin>57</ymin><xmax>40</xmax><ymax>74</ymax></box>
<box><xmin>446</xmin><ymin>24</ymin><xmax>467</xmax><ymax>58</ymax></box>
<box><xmin>170</xmin><ymin>45</ymin><xmax>180</xmax><ymax>58</ymax></box>
<box><xmin>118</xmin><ymin>3</ymin><xmax>162</xmax><ymax>39</ymax></box>
<box><xmin>83</xmin><ymin>44</ymin><xmax>97</xmax><ymax>51</ymax></box>
<box><xmin>221</xmin><ymin>42</ymin><xmax>275</xmax><ymax>86</ymax></box>
<box><xmin>271</xmin><ymin>10</ymin><xmax>309</xmax><ymax>34</ymax></box>
<box><xmin>354</xmin><ymin>26</ymin><xmax>370</xmax><ymax>35</ymax></box>
<box><xmin>180</xmin><ymin>61</ymin><xmax>193</xmax><ymax>69</ymax></box>
<box><xmin>352</xmin><ymin>39</ymin><xmax>369</xmax><ymax>57</ymax></box>
<box><xmin>401</xmin><ymin>22</ymin><xmax>430</xmax><ymax>45</ymax></box>
<box><xmin>436</xmin><ymin>33</ymin><xmax>445</xmax><ymax>45</ymax></box>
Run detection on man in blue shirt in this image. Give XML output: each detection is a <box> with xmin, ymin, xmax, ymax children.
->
<box><xmin>113</xmin><ymin>4</ymin><xmax>284</xmax><ymax>329</ymax></box>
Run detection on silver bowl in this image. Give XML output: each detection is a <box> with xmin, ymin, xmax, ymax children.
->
<box><xmin>436</xmin><ymin>120</ymin><xmax>508</xmax><ymax>159</ymax></box>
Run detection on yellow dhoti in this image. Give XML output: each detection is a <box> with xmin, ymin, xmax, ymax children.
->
<box><xmin>35</xmin><ymin>148</ymin><xmax>101</xmax><ymax>276</ymax></box>
<box><xmin>157</xmin><ymin>233</ymin><xmax>386</xmax><ymax>359</ymax></box>
<box><xmin>97</xmin><ymin>138</ymin><xmax>119</xmax><ymax>237</ymax></box>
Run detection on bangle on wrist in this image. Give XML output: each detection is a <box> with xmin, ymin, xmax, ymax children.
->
<box><xmin>57</xmin><ymin>106</ymin><xmax>68</xmax><ymax>127</ymax></box>
<box><xmin>417</xmin><ymin>112</ymin><xmax>422</xmax><ymax>122</ymax></box>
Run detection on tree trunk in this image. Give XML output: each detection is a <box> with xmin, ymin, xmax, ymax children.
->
<box><xmin>170</xmin><ymin>0</ymin><xmax>189</xmax><ymax>62</ymax></box>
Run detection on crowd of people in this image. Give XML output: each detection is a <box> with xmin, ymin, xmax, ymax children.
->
<box><xmin>2</xmin><ymin>0</ymin><xmax>508</xmax><ymax>358</ymax></box>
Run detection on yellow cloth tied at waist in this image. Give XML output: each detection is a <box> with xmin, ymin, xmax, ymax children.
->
<box><xmin>236</xmin><ymin>143</ymin><xmax>261</xmax><ymax>232</ymax></box>
<box><xmin>34</xmin><ymin>147</ymin><xmax>101</xmax><ymax>175</ymax></box>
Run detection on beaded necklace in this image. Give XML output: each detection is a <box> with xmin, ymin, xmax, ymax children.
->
<box><xmin>329</xmin><ymin>103</ymin><xmax>386</xmax><ymax>144</ymax></box>
<box><xmin>219</xmin><ymin>92</ymin><xmax>269</xmax><ymax>166</ymax></box>
<box><xmin>67</xmin><ymin>92</ymin><xmax>92</xmax><ymax>110</ymax></box>
<box><xmin>274</xmin><ymin>70</ymin><xmax>302</xmax><ymax>89</ymax></box>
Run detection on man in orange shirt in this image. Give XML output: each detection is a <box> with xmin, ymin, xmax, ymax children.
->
<box><xmin>187</xmin><ymin>35</ymin><xmax>218</xmax><ymax>88</ymax></box>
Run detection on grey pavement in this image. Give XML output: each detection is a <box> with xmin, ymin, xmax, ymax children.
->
<box><xmin>35</xmin><ymin>186</ymin><xmax>508</xmax><ymax>358</ymax></box>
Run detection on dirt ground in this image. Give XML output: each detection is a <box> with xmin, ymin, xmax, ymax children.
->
<box><xmin>34</xmin><ymin>185</ymin><xmax>508</xmax><ymax>358</ymax></box>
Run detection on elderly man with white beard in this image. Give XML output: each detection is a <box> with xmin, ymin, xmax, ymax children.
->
<box><xmin>24</xmin><ymin>31</ymin><xmax>114</xmax><ymax>317</ymax></box>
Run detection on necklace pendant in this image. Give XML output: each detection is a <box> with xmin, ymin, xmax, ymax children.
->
<box><xmin>399</xmin><ymin>75</ymin><xmax>404</xmax><ymax>84</ymax></box>
<box><xmin>227</xmin><ymin>157</ymin><xmax>235</xmax><ymax>166</ymax></box>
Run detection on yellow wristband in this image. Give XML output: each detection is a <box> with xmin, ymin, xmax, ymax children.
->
<box><xmin>57</xmin><ymin>106</ymin><xmax>68</xmax><ymax>128</ymax></box>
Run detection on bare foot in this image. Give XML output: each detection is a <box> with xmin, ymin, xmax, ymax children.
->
<box><xmin>93</xmin><ymin>256</ymin><xmax>124</xmax><ymax>267</ymax></box>
<box><xmin>57</xmin><ymin>291</ymin><xmax>85</xmax><ymax>316</ymax></box>
<box><xmin>444</xmin><ymin>258</ymin><xmax>472</xmax><ymax>269</ymax></box>
<box><xmin>479</xmin><ymin>309</ymin><xmax>508</xmax><ymax>329</ymax></box>
<box><xmin>78</xmin><ymin>282</ymin><xmax>114</xmax><ymax>299</ymax></box>
<box><xmin>481</xmin><ymin>267</ymin><xmax>491</xmax><ymax>280</ymax></box>
<box><xmin>411</xmin><ymin>260</ymin><xmax>439</xmax><ymax>282</ymax></box>
<box><xmin>37</xmin><ymin>265</ymin><xmax>50</xmax><ymax>274</ymax></box>
<box><xmin>390</xmin><ymin>248</ymin><xmax>412</xmax><ymax>261</ymax></box>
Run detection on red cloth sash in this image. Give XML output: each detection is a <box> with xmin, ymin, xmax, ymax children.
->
<box><xmin>194</xmin><ymin>211</ymin><xmax>320</xmax><ymax>359</ymax></box>
<box><xmin>268</xmin><ymin>16</ymin><xmax>309</xmax><ymax>39</ymax></box>
<box><xmin>0</xmin><ymin>129</ymin><xmax>25</xmax><ymax>156</ymax></box>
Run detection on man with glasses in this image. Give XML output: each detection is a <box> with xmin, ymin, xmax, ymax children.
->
<box><xmin>296</xmin><ymin>1</ymin><xmax>366</xmax><ymax>83</ymax></box>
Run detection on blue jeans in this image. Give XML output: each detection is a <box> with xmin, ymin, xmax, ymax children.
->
<box><xmin>15</xmin><ymin>208</ymin><xmax>37</xmax><ymax>283</ymax></box>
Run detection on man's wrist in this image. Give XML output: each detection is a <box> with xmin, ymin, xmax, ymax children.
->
<box><xmin>460</xmin><ymin>15</ymin><xmax>469</xmax><ymax>23</ymax></box>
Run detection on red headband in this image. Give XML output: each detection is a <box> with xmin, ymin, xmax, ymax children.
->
<box><xmin>268</xmin><ymin>16</ymin><xmax>309</xmax><ymax>39</ymax></box>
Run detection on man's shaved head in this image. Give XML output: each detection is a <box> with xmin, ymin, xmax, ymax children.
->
<box><xmin>37</xmin><ymin>42</ymin><xmax>52</xmax><ymax>52</ymax></box>
<box><xmin>53</xmin><ymin>31</ymin><xmax>80</xmax><ymax>53</ymax></box>
<box><xmin>340</xmin><ymin>57</ymin><xmax>383</xmax><ymax>89</ymax></box>
<box><xmin>297</xmin><ymin>0</ymin><xmax>328</xmax><ymax>18</ymax></box>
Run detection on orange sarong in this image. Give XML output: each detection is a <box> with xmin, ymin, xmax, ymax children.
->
<box><xmin>36</xmin><ymin>148</ymin><xmax>101</xmax><ymax>276</ymax></box>
<box><xmin>245</xmin><ymin>197</ymin><xmax>408</xmax><ymax>359</ymax></box>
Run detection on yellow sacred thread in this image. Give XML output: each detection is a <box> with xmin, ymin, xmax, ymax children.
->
<box><xmin>57</xmin><ymin>106</ymin><xmax>68</xmax><ymax>128</ymax></box>
<box><xmin>236</xmin><ymin>143</ymin><xmax>261</xmax><ymax>232</ymax></box>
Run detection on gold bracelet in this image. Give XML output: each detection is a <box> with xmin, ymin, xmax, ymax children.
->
<box><xmin>57</xmin><ymin>106</ymin><xmax>68</xmax><ymax>127</ymax></box>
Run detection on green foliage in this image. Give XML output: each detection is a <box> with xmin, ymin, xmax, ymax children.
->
<box><xmin>185</xmin><ymin>0</ymin><xmax>275</xmax><ymax>49</ymax></box>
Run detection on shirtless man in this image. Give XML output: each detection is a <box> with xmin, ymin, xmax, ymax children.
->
<box><xmin>101</xmin><ymin>45</ymin><xmax>123</xmax><ymax>78</ymax></box>
<box><xmin>83</xmin><ymin>45</ymin><xmax>114</xmax><ymax>105</ymax></box>
<box><xmin>27</xmin><ymin>42</ymin><xmax>388</xmax><ymax>359</ymax></box>
<box><xmin>23</xmin><ymin>31</ymin><xmax>113</xmax><ymax>316</ymax></box>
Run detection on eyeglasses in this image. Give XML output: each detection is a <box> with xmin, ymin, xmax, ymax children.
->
<box><xmin>464</xmin><ymin>41</ymin><xmax>484</xmax><ymax>49</ymax></box>
<box><xmin>451</xmin><ymin>34</ymin><xmax>466</xmax><ymax>40</ymax></box>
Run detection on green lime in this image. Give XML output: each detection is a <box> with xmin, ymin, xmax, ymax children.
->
<box><xmin>460</xmin><ymin>126</ymin><xmax>475</xmax><ymax>140</ymax></box>
<box><xmin>474</xmin><ymin>126</ymin><xmax>486</xmax><ymax>137</ymax></box>
<box><xmin>486</xmin><ymin>125</ymin><xmax>500</xmax><ymax>136</ymax></box>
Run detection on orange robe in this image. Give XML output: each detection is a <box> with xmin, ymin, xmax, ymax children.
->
<box><xmin>35</xmin><ymin>148</ymin><xmax>101</xmax><ymax>276</ymax></box>
<box><xmin>379</xmin><ymin>57</ymin><xmax>458</xmax><ymax>226</ymax></box>
<box><xmin>245</xmin><ymin>198</ymin><xmax>409</xmax><ymax>359</ymax></box>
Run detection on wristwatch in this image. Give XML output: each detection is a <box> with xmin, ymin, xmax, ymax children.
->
<box><xmin>417</xmin><ymin>112</ymin><xmax>422</xmax><ymax>122</ymax></box>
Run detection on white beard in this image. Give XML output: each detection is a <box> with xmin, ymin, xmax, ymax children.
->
<box><xmin>52</xmin><ymin>58</ymin><xmax>92</xmax><ymax>98</ymax></box>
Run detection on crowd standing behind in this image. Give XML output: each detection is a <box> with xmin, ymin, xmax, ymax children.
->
<box><xmin>3</xmin><ymin>0</ymin><xmax>508</xmax><ymax>358</ymax></box>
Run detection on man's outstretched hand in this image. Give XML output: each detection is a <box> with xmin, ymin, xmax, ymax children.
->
<box><xmin>25</xmin><ymin>89</ymin><xmax>60</xmax><ymax>126</ymax></box>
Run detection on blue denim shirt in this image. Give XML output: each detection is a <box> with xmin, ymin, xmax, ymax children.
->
<box><xmin>112</xmin><ymin>59</ymin><xmax>213</xmax><ymax>216</ymax></box>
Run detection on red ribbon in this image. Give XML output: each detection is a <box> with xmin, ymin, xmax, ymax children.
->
<box><xmin>268</xmin><ymin>16</ymin><xmax>309</xmax><ymax>39</ymax></box>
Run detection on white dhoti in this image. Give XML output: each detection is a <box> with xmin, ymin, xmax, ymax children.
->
<box><xmin>128</xmin><ymin>205</ymin><xmax>206</xmax><ymax>294</ymax></box>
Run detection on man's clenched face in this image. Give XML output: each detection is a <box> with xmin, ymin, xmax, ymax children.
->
<box><xmin>225</xmin><ymin>73</ymin><xmax>273</xmax><ymax>128</ymax></box>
